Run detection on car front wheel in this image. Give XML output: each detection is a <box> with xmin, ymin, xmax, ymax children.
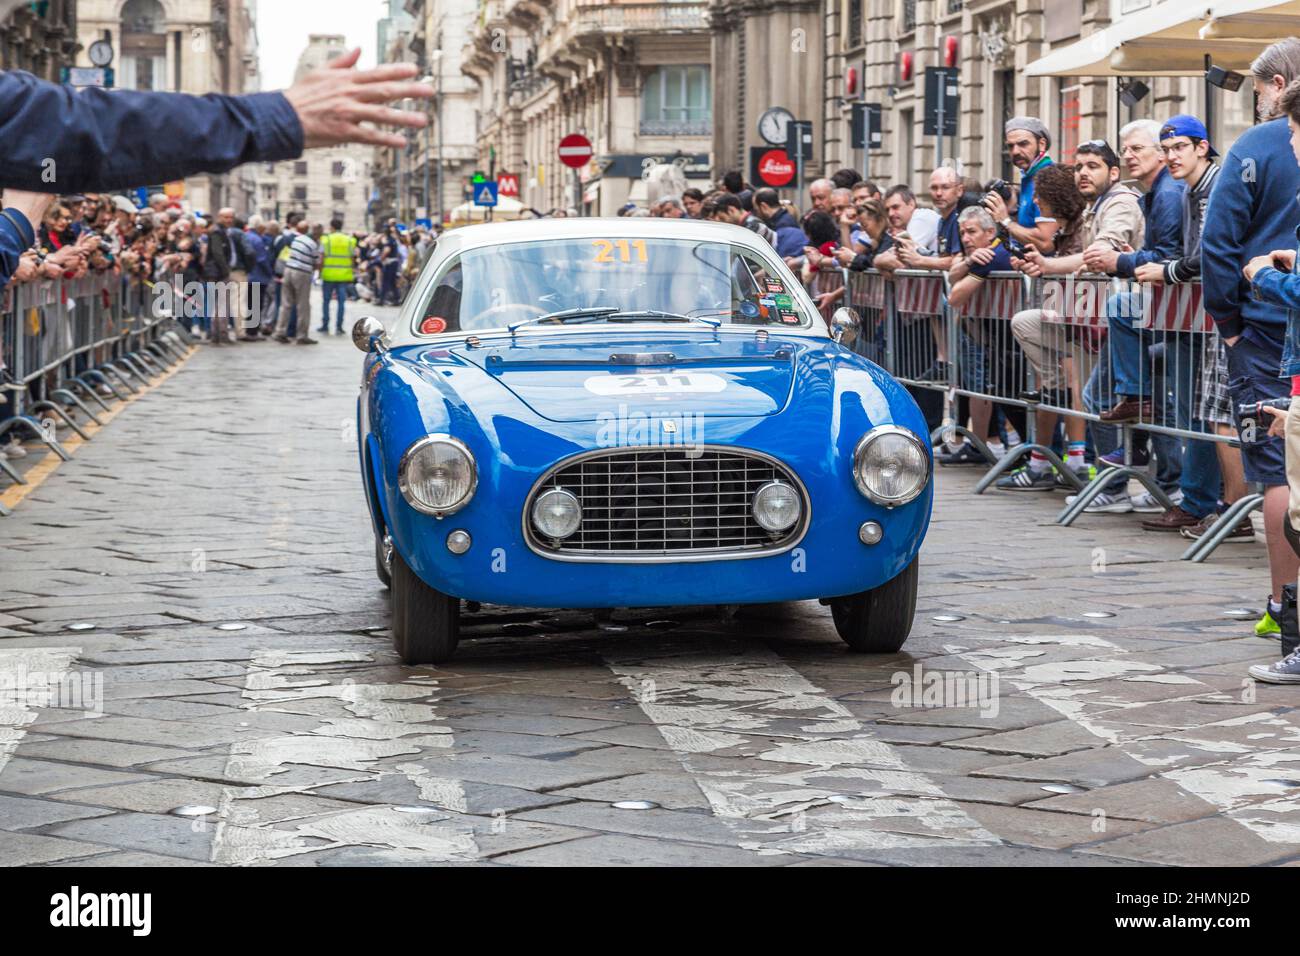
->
<box><xmin>829</xmin><ymin>558</ymin><xmax>919</xmax><ymax>653</ymax></box>
<box><xmin>391</xmin><ymin>551</ymin><xmax>460</xmax><ymax>665</ymax></box>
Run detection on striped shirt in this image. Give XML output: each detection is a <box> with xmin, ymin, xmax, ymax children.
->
<box><xmin>283</xmin><ymin>233</ymin><xmax>319</xmax><ymax>274</ymax></box>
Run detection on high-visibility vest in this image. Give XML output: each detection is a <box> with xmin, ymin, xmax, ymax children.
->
<box><xmin>320</xmin><ymin>232</ymin><xmax>356</xmax><ymax>282</ymax></box>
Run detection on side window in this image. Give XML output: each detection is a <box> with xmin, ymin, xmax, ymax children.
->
<box><xmin>421</xmin><ymin>260</ymin><xmax>463</xmax><ymax>334</ymax></box>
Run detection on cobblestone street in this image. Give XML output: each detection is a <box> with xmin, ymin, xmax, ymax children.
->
<box><xmin>1</xmin><ymin>297</ymin><xmax>1297</xmax><ymax>867</ymax></box>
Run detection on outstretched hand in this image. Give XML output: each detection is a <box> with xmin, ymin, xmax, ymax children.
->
<box><xmin>284</xmin><ymin>47</ymin><xmax>434</xmax><ymax>150</ymax></box>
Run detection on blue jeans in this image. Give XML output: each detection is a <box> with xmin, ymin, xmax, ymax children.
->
<box><xmin>322</xmin><ymin>281</ymin><xmax>349</xmax><ymax>332</ymax></box>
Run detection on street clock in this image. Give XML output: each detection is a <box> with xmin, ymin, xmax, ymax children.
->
<box><xmin>88</xmin><ymin>39</ymin><xmax>114</xmax><ymax>67</ymax></box>
<box><xmin>757</xmin><ymin>107</ymin><xmax>795</xmax><ymax>146</ymax></box>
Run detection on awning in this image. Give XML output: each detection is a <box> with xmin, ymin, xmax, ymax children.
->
<box><xmin>1025</xmin><ymin>0</ymin><xmax>1300</xmax><ymax>78</ymax></box>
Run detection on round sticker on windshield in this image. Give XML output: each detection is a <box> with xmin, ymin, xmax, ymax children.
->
<box><xmin>738</xmin><ymin>301</ymin><xmax>760</xmax><ymax>319</ymax></box>
<box><xmin>420</xmin><ymin>316</ymin><xmax>447</xmax><ymax>334</ymax></box>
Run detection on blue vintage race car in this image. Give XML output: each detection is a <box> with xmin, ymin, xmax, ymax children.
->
<box><xmin>355</xmin><ymin>218</ymin><xmax>932</xmax><ymax>663</ymax></box>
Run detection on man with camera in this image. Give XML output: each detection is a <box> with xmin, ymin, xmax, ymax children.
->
<box><xmin>982</xmin><ymin>117</ymin><xmax>1058</xmax><ymax>255</ymax></box>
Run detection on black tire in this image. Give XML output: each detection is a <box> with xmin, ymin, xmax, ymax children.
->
<box><xmin>391</xmin><ymin>551</ymin><xmax>460</xmax><ymax>665</ymax></box>
<box><xmin>375</xmin><ymin>531</ymin><xmax>392</xmax><ymax>590</ymax></box>
<box><xmin>829</xmin><ymin>558</ymin><xmax>919</xmax><ymax>653</ymax></box>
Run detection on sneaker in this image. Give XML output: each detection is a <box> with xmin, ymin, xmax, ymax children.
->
<box><xmin>1099</xmin><ymin>445</ymin><xmax>1150</xmax><ymax>469</ymax></box>
<box><xmin>937</xmin><ymin>443</ymin><xmax>987</xmax><ymax>466</ymax></box>
<box><xmin>985</xmin><ymin>441</ymin><xmax>1007</xmax><ymax>459</ymax></box>
<box><xmin>1179</xmin><ymin>513</ymin><xmax>1255</xmax><ymax>542</ymax></box>
<box><xmin>995</xmin><ymin>467</ymin><xmax>1056</xmax><ymax>491</ymax></box>
<box><xmin>1256</xmin><ymin>608</ymin><xmax>1282</xmax><ymax>639</ymax></box>
<box><xmin>1065</xmin><ymin>491</ymin><xmax>1133</xmax><ymax>514</ymax></box>
<box><xmin>1132</xmin><ymin>488</ymin><xmax>1183</xmax><ymax>513</ymax></box>
<box><xmin>1248</xmin><ymin>646</ymin><xmax>1300</xmax><ymax>684</ymax></box>
<box><xmin>274</xmin><ymin>334</ymin><xmax>290</xmax><ymax>343</ymax></box>
<box><xmin>1140</xmin><ymin>505</ymin><xmax>1201</xmax><ymax>532</ymax></box>
<box><xmin>2</xmin><ymin>440</ymin><xmax>26</xmax><ymax>460</ymax></box>
<box><xmin>297</xmin><ymin>338</ymin><xmax>319</xmax><ymax>345</ymax></box>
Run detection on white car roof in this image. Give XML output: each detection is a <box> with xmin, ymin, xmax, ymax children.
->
<box><xmin>431</xmin><ymin>216</ymin><xmax>772</xmax><ymax>257</ymax></box>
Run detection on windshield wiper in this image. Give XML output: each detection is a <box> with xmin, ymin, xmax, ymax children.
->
<box><xmin>606</xmin><ymin>310</ymin><xmax>721</xmax><ymax>327</ymax></box>
<box><xmin>509</xmin><ymin>307</ymin><xmax>721</xmax><ymax>334</ymax></box>
<box><xmin>509</xmin><ymin>306</ymin><xmax>620</xmax><ymax>333</ymax></box>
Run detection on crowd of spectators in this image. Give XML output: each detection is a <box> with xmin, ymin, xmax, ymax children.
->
<box><xmin>612</xmin><ymin>38</ymin><xmax>1300</xmax><ymax>683</ymax></box>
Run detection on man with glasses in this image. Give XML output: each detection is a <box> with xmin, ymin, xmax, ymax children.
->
<box><xmin>1135</xmin><ymin>117</ymin><xmax>1249</xmax><ymax>543</ymax></box>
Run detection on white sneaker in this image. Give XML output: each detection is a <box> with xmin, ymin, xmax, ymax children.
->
<box><xmin>985</xmin><ymin>441</ymin><xmax>1007</xmax><ymax>459</ymax></box>
<box><xmin>1065</xmin><ymin>492</ymin><xmax>1133</xmax><ymax>513</ymax></box>
<box><xmin>2</xmin><ymin>440</ymin><xmax>27</xmax><ymax>459</ymax></box>
<box><xmin>1131</xmin><ymin>489</ymin><xmax>1183</xmax><ymax>514</ymax></box>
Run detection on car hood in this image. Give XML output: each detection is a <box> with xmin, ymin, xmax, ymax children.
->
<box><xmin>429</xmin><ymin>331</ymin><xmax>808</xmax><ymax>422</ymax></box>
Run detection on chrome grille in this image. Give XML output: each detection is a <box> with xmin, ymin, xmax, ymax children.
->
<box><xmin>527</xmin><ymin>446</ymin><xmax>807</xmax><ymax>559</ymax></box>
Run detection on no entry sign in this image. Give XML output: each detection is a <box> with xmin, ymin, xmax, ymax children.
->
<box><xmin>558</xmin><ymin>134</ymin><xmax>593</xmax><ymax>169</ymax></box>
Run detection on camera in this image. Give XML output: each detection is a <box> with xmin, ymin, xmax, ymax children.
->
<box><xmin>1006</xmin><ymin>238</ymin><xmax>1026</xmax><ymax>258</ymax></box>
<box><xmin>985</xmin><ymin>179</ymin><xmax>1013</xmax><ymax>202</ymax></box>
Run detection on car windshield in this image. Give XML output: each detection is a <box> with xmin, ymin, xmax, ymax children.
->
<box><xmin>413</xmin><ymin>236</ymin><xmax>815</xmax><ymax>335</ymax></box>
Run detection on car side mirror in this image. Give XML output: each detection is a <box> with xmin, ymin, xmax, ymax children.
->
<box><xmin>831</xmin><ymin>307</ymin><xmax>860</xmax><ymax>346</ymax></box>
<box><xmin>352</xmin><ymin>315</ymin><xmax>386</xmax><ymax>353</ymax></box>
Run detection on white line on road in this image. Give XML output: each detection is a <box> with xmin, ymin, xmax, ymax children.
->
<box><xmin>606</xmin><ymin>649</ymin><xmax>998</xmax><ymax>856</ymax></box>
<box><xmin>0</xmin><ymin>647</ymin><xmax>81</xmax><ymax>779</ymax></box>
<box><xmin>211</xmin><ymin>649</ymin><xmax>479</xmax><ymax>865</ymax></box>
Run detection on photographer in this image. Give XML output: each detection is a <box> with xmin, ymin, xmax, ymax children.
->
<box><xmin>981</xmin><ymin>117</ymin><xmax>1058</xmax><ymax>255</ymax></box>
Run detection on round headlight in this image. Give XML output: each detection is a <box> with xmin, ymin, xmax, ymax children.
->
<box><xmin>398</xmin><ymin>435</ymin><xmax>477</xmax><ymax>516</ymax></box>
<box><xmin>853</xmin><ymin>426</ymin><xmax>930</xmax><ymax>506</ymax></box>
<box><xmin>532</xmin><ymin>488</ymin><xmax>582</xmax><ymax>539</ymax></box>
<box><xmin>752</xmin><ymin>480</ymin><xmax>802</xmax><ymax>534</ymax></box>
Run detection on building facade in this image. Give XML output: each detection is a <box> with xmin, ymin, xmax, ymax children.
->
<box><xmin>406</xmin><ymin>0</ymin><xmax>479</xmax><ymax>225</ymax></box>
<box><xmin>75</xmin><ymin>0</ymin><xmax>258</xmax><ymax>213</ymax></box>
<box><xmin>459</xmin><ymin>0</ymin><xmax>714</xmax><ymax>216</ymax></box>
<box><xmin>0</xmin><ymin>0</ymin><xmax>78</xmax><ymax>79</ymax></box>
<box><xmin>252</xmin><ymin>35</ymin><xmax>372</xmax><ymax>229</ymax></box>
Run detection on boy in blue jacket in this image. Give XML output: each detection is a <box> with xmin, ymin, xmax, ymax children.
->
<box><xmin>1202</xmin><ymin>38</ymin><xmax>1300</xmax><ymax>642</ymax></box>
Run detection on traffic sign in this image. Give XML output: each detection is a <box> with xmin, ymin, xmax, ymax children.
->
<box><xmin>473</xmin><ymin>181</ymin><xmax>499</xmax><ymax>206</ymax></box>
<box><xmin>497</xmin><ymin>172</ymin><xmax>520</xmax><ymax>198</ymax></box>
<box><xmin>558</xmin><ymin>134</ymin><xmax>593</xmax><ymax>169</ymax></box>
<box><xmin>851</xmin><ymin>103</ymin><xmax>883</xmax><ymax>150</ymax></box>
<box><xmin>752</xmin><ymin>148</ymin><xmax>795</xmax><ymax>188</ymax></box>
<box><xmin>924</xmin><ymin>67</ymin><xmax>960</xmax><ymax>137</ymax></box>
<box><xmin>785</xmin><ymin>120</ymin><xmax>813</xmax><ymax>162</ymax></box>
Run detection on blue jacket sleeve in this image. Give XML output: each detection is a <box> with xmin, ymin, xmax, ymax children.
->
<box><xmin>1251</xmin><ymin>267</ymin><xmax>1300</xmax><ymax>310</ymax></box>
<box><xmin>1202</xmin><ymin>147</ymin><xmax>1255</xmax><ymax>338</ymax></box>
<box><xmin>1115</xmin><ymin>188</ymin><xmax>1183</xmax><ymax>277</ymax></box>
<box><xmin>0</xmin><ymin>208</ymin><xmax>35</xmax><ymax>287</ymax></box>
<box><xmin>0</xmin><ymin>71</ymin><xmax>304</xmax><ymax>192</ymax></box>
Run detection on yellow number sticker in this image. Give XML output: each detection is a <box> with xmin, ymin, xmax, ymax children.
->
<box><xmin>592</xmin><ymin>239</ymin><xmax>649</xmax><ymax>264</ymax></box>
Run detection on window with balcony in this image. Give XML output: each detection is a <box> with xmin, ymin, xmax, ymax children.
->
<box><xmin>640</xmin><ymin>66</ymin><xmax>711</xmax><ymax>136</ymax></box>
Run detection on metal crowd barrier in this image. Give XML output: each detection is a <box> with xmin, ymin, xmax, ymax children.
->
<box><xmin>0</xmin><ymin>273</ymin><xmax>192</xmax><ymax>516</ymax></box>
<box><xmin>841</xmin><ymin>266</ymin><xmax>1255</xmax><ymax>562</ymax></box>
